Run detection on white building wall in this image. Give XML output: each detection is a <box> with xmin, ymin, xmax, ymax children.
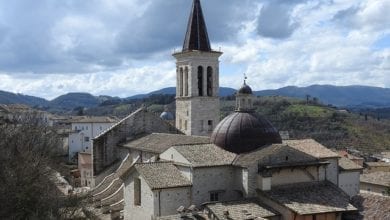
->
<box><xmin>246</xmin><ymin>165</ymin><xmax>258</xmax><ymax>197</ymax></box>
<box><xmin>324</xmin><ymin>158</ymin><xmax>339</xmax><ymax>185</ymax></box>
<box><xmin>68</xmin><ymin>122</ymin><xmax>114</xmax><ymax>162</ymax></box>
<box><xmin>271</xmin><ymin>166</ymin><xmax>320</xmax><ymax>186</ymax></box>
<box><xmin>176</xmin><ymin>165</ymin><xmax>192</xmax><ymax>181</ymax></box>
<box><xmin>160</xmin><ymin>148</ymin><xmax>191</xmax><ymax>165</ymax></box>
<box><xmin>124</xmin><ymin>173</ymin><xmax>155</xmax><ymax>220</ymax></box>
<box><xmin>338</xmin><ymin>171</ymin><xmax>360</xmax><ymax>197</ymax></box>
<box><xmin>191</xmin><ymin>166</ymin><xmax>240</xmax><ymax>207</ymax></box>
<box><xmin>155</xmin><ymin>187</ymin><xmax>192</xmax><ymax>217</ymax></box>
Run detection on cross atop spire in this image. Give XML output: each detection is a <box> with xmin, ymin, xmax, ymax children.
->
<box><xmin>182</xmin><ymin>0</ymin><xmax>211</xmax><ymax>52</ymax></box>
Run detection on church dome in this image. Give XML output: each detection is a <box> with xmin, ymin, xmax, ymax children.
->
<box><xmin>237</xmin><ymin>82</ymin><xmax>253</xmax><ymax>95</ymax></box>
<box><xmin>210</xmin><ymin>112</ymin><xmax>282</xmax><ymax>154</ymax></box>
<box><xmin>160</xmin><ymin>111</ymin><xmax>174</xmax><ymax>120</ymax></box>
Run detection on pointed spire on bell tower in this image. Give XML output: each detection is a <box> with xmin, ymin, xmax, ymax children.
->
<box><xmin>183</xmin><ymin>0</ymin><xmax>211</xmax><ymax>52</ymax></box>
<box><xmin>174</xmin><ymin>0</ymin><xmax>221</xmax><ymax>136</ymax></box>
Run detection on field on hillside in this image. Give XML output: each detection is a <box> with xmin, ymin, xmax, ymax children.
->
<box><xmin>248</xmin><ymin>96</ymin><xmax>390</xmax><ymax>154</ymax></box>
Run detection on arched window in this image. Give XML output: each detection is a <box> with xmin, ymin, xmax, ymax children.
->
<box><xmin>179</xmin><ymin>68</ymin><xmax>184</xmax><ymax>97</ymax></box>
<box><xmin>207</xmin><ymin>66</ymin><xmax>213</xmax><ymax>96</ymax></box>
<box><xmin>184</xmin><ymin>67</ymin><xmax>189</xmax><ymax>96</ymax></box>
<box><xmin>198</xmin><ymin>66</ymin><xmax>204</xmax><ymax>96</ymax></box>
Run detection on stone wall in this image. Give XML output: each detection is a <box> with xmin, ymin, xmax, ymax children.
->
<box><xmin>93</xmin><ymin>108</ymin><xmax>180</xmax><ymax>175</ymax></box>
<box><xmin>324</xmin><ymin>158</ymin><xmax>339</xmax><ymax>185</ymax></box>
<box><xmin>124</xmin><ymin>173</ymin><xmax>155</xmax><ymax>220</ymax></box>
<box><xmin>339</xmin><ymin>171</ymin><xmax>360</xmax><ymax>197</ymax></box>
<box><xmin>271</xmin><ymin>166</ymin><xmax>322</xmax><ymax>186</ymax></box>
<box><xmin>174</xmin><ymin>51</ymin><xmax>221</xmax><ymax>136</ymax></box>
<box><xmin>191</xmin><ymin>166</ymin><xmax>241</xmax><ymax>207</ymax></box>
<box><xmin>155</xmin><ymin>187</ymin><xmax>192</xmax><ymax>217</ymax></box>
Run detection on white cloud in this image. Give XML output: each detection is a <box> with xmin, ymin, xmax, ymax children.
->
<box><xmin>0</xmin><ymin>0</ymin><xmax>388</xmax><ymax>99</ymax></box>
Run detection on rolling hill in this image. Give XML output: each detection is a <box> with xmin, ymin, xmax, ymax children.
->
<box><xmin>1</xmin><ymin>85</ymin><xmax>390</xmax><ymax>111</ymax></box>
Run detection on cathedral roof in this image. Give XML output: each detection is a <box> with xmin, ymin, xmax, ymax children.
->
<box><xmin>134</xmin><ymin>162</ymin><xmax>191</xmax><ymax>190</ymax></box>
<box><xmin>283</xmin><ymin>139</ymin><xmax>339</xmax><ymax>159</ymax></box>
<box><xmin>121</xmin><ymin>133</ymin><xmax>209</xmax><ymax>154</ymax></box>
<box><xmin>171</xmin><ymin>144</ymin><xmax>237</xmax><ymax>167</ymax></box>
<box><xmin>182</xmin><ymin>0</ymin><xmax>211</xmax><ymax>52</ymax></box>
<box><xmin>204</xmin><ymin>199</ymin><xmax>279</xmax><ymax>220</ymax></box>
<box><xmin>210</xmin><ymin>112</ymin><xmax>282</xmax><ymax>154</ymax></box>
<box><xmin>233</xmin><ymin>144</ymin><xmax>319</xmax><ymax>168</ymax></box>
<box><xmin>259</xmin><ymin>182</ymin><xmax>357</xmax><ymax>215</ymax></box>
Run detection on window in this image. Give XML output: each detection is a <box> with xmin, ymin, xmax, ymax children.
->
<box><xmin>86</xmin><ymin>126</ymin><xmax>88</xmax><ymax>130</ymax></box>
<box><xmin>207</xmin><ymin>66</ymin><xmax>213</xmax><ymax>96</ymax></box>
<box><xmin>198</xmin><ymin>66</ymin><xmax>204</xmax><ymax>96</ymax></box>
<box><xmin>208</xmin><ymin>120</ymin><xmax>213</xmax><ymax>131</ymax></box>
<box><xmin>210</xmin><ymin>192</ymin><xmax>219</xmax><ymax>202</ymax></box>
<box><xmin>134</xmin><ymin>178</ymin><xmax>141</xmax><ymax>206</ymax></box>
<box><xmin>180</xmin><ymin>68</ymin><xmax>184</xmax><ymax>97</ymax></box>
<box><xmin>184</xmin><ymin>67</ymin><xmax>189</xmax><ymax>96</ymax></box>
<box><xmin>100</xmin><ymin>126</ymin><xmax>102</xmax><ymax>130</ymax></box>
<box><xmin>200</xmin><ymin>120</ymin><xmax>204</xmax><ymax>132</ymax></box>
<box><xmin>84</xmin><ymin>137</ymin><xmax>90</xmax><ymax>142</ymax></box>
<box><xmin>184</xmin><ymin>120</ymin><xmax>188</xmax><ymax>130</ymax></box>
<box><xmin>179</xmin><ymin>119</ymin><xmax>182</xmax><ymax>130</ymax></box>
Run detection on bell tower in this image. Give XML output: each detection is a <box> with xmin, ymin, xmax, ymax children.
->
<box><xmin>173</xmin><ymin>0</ymin><xmax>222</xmax><ymax>136</ymax></box>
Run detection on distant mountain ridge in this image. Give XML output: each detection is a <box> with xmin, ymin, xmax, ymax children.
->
<box><xmin>1</xmin><ymin>85</ymin><xmax>390</xmax><ymax>110</ymax></box>
<box><xmin>0</xmin><ymin>90</ymin><xmax>49</xmax><ymax>107</ymax></box>
<box><xmin>255</xmin><ymin>85</ymin><xmax>390</xmax><ymax>107</ymax></box>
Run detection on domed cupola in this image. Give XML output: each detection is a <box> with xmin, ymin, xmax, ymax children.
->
<box><xmin>238</xmin><ymin>81</ymin><xmax>253</xmax><ymax>95</ymax></box>
<box><xmin>210</xmin><ymin>78</ymin><xmax>282</xmax><ymax>154</ymax></box>
<box><xmin>160</xmin><ymin>106</ymin><xmax>175</xmax><ymax>121</ymax></box>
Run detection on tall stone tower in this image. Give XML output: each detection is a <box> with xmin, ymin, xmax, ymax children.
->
<box><xmin>173</xmin><ymin>0</ymin><xmax>222</xmax><ymax>136</ymax></box>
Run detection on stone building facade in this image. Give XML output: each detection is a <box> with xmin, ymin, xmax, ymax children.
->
<box><xmin>173</xmin><ymin>0</ymin><xmax>221</xmax><ymax>136</ymax></box>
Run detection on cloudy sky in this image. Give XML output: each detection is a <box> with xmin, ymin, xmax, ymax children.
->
<box><xmin>0</xmin><ymin>0</ymin><xmax>389</xmax><ymax>100</ymax></box>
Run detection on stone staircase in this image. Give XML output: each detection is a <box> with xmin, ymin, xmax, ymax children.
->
<box><xmin>90</xmin><ymin>154</ymin><xmax>139</xmax><ymax>219</ymax></box>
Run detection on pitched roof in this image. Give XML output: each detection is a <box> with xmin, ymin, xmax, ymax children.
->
<box><xmin>121</xmin><ymin>133</ymin><xmax>209</xmax><ymax>154</ymax></box>
<box><xmin>234</xmin><ymin>144</ymin><xmax>319</xmax><ymax>168</ymax></box>
<box><xmin>172</xmin><ymin>144</ymin><xmax>237</xmax><ymax>167</ymax></box>
<box><xmin>350</xmin><ymin>192</ymin><xmax>390</xmax><ymax>220</ymax></box>
<box><xmin>204</xmin><ymin>199</ymin><xmax>279</xmax><ymax>220</ymax></box>
<box><xmin>182</xmin><ymin>0</ymin><xmax>211</xmax><ymax>52</ymax></box>
<box><xmin>156</xmin><ymin>213</ymin><xmax>208</xmax><ymax>220</ymax></box>
<box><xmin>134</xmin><ymin>162</ymin><xmax>191</xmax><ymax>190</ymax></box>
<box><xmin>284</xmin><ymin>139</ymin><xmax>339</xmax><ymax>159</ymax></box>
<box><xmin>67</xmin><ymin>116</ymin><xmax>118</xmax><ymax>123</ymax></box>
<box><xmin>360</xmin><ymin>171</ymin><xmax>390</xmax><ymax>187</ymax></box>
<box><xmin>339</xmin><ymin>157</ymin><xmax>363</xmax><ymax>171</ymax></box>
<box><xmin>259</xmin><ymin>182</ymin><xmax>357</xmax><ymax>215</ymax></box>
<box><xmin>365</xmin><ymin>162</ymin><xmax>390</xmax><ymax>167</ymax></box>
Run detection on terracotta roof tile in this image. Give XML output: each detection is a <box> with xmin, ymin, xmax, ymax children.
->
<box><xmin>67</xmin><ymin>116</ymin><xmax>118</xmax><ymax>123</ymax></box>
<box><xmin>365</xmin><ymin>162</ymin><xmax>390</xmax><ymax>167</ymax></box>
<box><xmin>284</xmin><ymin>139</ymin><xmax>339</xmax><ymax>159</ymax></box>
<box><xmin>135</xmin><ymin>162</ymin><xmax>191</xmax><ymax>190</ymax></box>
<box><xmin>122</xmin><ymin>133</ymin><xmax>209</xmax><ymax>154</ymax></box>
<box><xmin>260</xmin><ymin>182</ymin><xmax>357</xmax><ymax>215</ymax></box>
<box><xmin>339</xmin><ymin>157</ymin><xmax>363</xmax><ymax>171</ymax></box>
<box><xmin>172</xmin><ymin>144</ymin><xmax>237</xmax><ymax>167</ymax></box>
<box><xmin>234</xmin><ymin>144</ymin><xmax>319</xmax><ymax>167</ymax></box>
<box><xmin>204</xmin><ymin>199</ymin><xmax>279</xmax><ymax>220</ymax></box>
<box><xmin>350</xmin><ymin>192</ymin><xmax>390</xmax><ymax>220</ymax></box>
<box><xmin>360</xmin><ymin>171</ymin><xmax>390</xmax><ymax>186</ymax></box>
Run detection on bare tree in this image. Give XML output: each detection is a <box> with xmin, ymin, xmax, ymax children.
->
<box><xmin>0</xmin><ymin>114</ymin><xmax>86</xmax><ymax>219</ymax></box>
